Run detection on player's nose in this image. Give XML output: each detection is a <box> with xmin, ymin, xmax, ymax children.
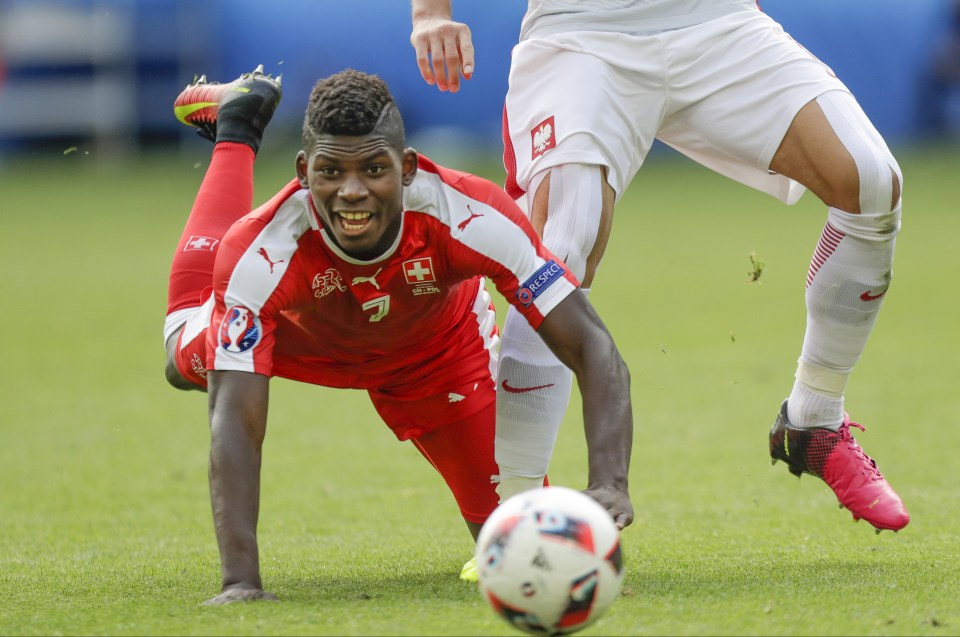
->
<box><xmin>337</xmin><ymin>172</ymin><xmax>369</xmax><ymax>201</ymax></box>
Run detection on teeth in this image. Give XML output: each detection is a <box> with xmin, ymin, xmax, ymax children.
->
<box><xmin>340</xmin><ymin>212</ymin><xmax>371</xmax><ymax>221</ymax></box>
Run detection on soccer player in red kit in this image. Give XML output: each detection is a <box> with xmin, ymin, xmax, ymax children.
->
<box><xmin>163</xmin><ymin>67</ymin><xmax>633</xmax><ymax>605</ymax></box>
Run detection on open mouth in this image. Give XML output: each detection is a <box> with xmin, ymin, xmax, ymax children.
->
<box><xmin>336</xmin><ymin>211</ymin><xmax>373</xmax><ymax>234</ymax></box>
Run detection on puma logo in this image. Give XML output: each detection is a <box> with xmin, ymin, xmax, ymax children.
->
<box><xmin>352</xmin><ymin>267</ymin><xmax>383</xmax><ymax>289</ymax></box>
<box><xmin>457</xmin><ymin>205</ymin><xmax>484</xmax><ymax>231</ymax></box>
<box><xmin>258</xmin><ymin>247</ymin><xmax>285</xmax><ymax>273</ymax></box>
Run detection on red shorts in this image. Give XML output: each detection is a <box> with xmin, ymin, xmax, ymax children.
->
<box><xmin>174</xmin><ymin>323</ymin><xmax>499</xmax><ymax>525</ymax></box>
<box><xmin>174</xmin><ymin>320</ymin><xmax>211</xmax><ymax>389</ymax></box>
<box><xmin>410</xmin><ymin>401</ymin><xmax>499</xmax><ymax>524</ymax></box>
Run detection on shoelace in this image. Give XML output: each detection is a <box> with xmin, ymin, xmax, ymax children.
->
<box><xmin>838</xmin><ymin>419</ymin><xmax>882</xmax><ymax>479</ymax></box>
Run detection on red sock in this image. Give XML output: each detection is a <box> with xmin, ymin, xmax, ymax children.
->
<box><xmin>166</xmin><ymin>142</ymin><xmax>255</xmax><ymax>314</ymax></box>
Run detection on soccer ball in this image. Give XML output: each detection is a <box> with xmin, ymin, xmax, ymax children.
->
<box><xmin>475</xmin><ymin>486</ymin><xmax>625</xmax><ymax>636</ymax></box>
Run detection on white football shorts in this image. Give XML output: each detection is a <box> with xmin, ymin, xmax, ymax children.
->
<box><xmin>503</xmin><ymin>9</ymin><xmax>853</xmax><ymax>206</ymax></box>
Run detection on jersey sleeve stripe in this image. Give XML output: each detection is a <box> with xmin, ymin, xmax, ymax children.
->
<box><xmin>405</xmin><ymin>167</ymin><xmax>578</xmax><ymax>324</ymax></box>
<box><xmin>213</xmin><ymin>197</ymin><xmax>311</xmax><ymax>373</ymax></box>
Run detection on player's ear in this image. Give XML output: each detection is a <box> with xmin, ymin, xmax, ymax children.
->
<box><xmin>401</xmin><ymin>148</ymin><xmax>418</xmax><ymax>186</ymax></box>
<box><xmin>296</xmin><ymin>150</ymin><xmax>309</xmax><ymax>188</ymax></box>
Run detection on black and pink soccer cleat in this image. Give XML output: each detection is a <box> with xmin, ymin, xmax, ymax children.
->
<box><xmin>769</xmin><ymin>400</ymin><xmax>909</xmax><ymax>533</ymax></box>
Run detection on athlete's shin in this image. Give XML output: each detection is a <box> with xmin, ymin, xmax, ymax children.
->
<box><xmin>790</xmin><ymin>203</ymin><xmax>900</xmax><ymax>428</ymax></box>
<box><xmin>495</xmin><ymin>166</ymin><xmax>603</xmax><ymax>501</ymax></box>
<box><xmin>495</xmin><ymin>307</ymin><xmax>573</xmax><ymax>501</ymax></box>
<box><xmin>166</xmin><ymin>142</ymin><xmax>255</xmax><ymax>316</ymax></box>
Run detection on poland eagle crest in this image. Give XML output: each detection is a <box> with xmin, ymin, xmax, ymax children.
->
<box><xmin>531</xmin><ymin>116</ymin><xmax>556</xmax><ymax>159</ymax></box>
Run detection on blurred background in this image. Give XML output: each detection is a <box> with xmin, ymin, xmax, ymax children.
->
<box><xmin>1</xmin><ymin>6</ymin><xmax>958</xmax><ymax>630</ymax></box>
<box><xmin>1</xmin><ymin>0</ymin><xmax>959</xmax><ymax>165</ymax></box>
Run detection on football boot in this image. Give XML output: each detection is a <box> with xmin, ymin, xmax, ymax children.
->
<box><xmin>173</xmin><ymin>64</ymin><xmax>282</xmax><ymax>153</ymax></box>
<box><xmin>460</xmin><ymin>556</ymin><xmax>479</xmax><ymax>582</ymax></box>
<box><xmin>769</xmin><ymin>400</ymin><xmax>909</xmax><ymax>533</ymax></box>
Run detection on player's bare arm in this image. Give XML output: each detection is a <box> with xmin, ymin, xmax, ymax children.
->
<box><xmin>410</xmin><ymin>0</ymin><xmax>474</xmax><ymax>92</ymax></box>
<box><xmin>204</xmin><ymin>370</ymin><xmax>278</xmax><ymax>605</ymax></box>
<box><xmin>535</xmin><ymin>291</ymin><xmax>634</xmax><ymax>530</ymax></box>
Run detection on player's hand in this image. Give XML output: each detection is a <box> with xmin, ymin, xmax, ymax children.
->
<box><xmin>410</xmin><ymin>17</ymin><xmax>474</xmax><ymax>92</ymax></box>
<box><xmin>202</xmin><ymin>584</ymin><xmax>279</xmax><ymax>606</ymax></box>
<box><xmin>583</xmin><ymin>485</ymin><xmax>634</xmax><ymax>530</ymax></box>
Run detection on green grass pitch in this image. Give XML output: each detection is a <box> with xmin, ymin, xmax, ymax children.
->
<box><xmin>0</xmin><ymin>141</ymin><xmax>957</xmax><ymax>636</ymax></box>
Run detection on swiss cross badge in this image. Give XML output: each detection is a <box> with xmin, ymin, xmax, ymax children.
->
<box><xmin>403</xmin><ymin>258</ymin><xmax>435</xmax><ymax>284</ymax></box>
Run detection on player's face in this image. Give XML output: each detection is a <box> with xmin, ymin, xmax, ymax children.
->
<box><xmin>297</xmin><ymin>134</ymin><xmax>418</xmax><ymax>261</ymax></box>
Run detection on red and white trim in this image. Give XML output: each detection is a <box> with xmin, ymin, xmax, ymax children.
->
<box><xmin>806</xmin><ymin>222</ymin><xmax>845</xmax><ymax>288</ymax></box>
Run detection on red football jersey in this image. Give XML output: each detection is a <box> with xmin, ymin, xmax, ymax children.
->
<box><xmin>208</xmin><ymin>155</ymin><xmax>578</xmax><ymax>434</ymax></box>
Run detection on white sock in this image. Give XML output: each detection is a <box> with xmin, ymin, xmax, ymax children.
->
<box><xmin>787</xmin><ymin>379</ymin><xmax>845</xmax><ymax>430</ymax></box>
<box><xmin>788</xmin><ymin>205</ymin><xmax>899</xmax><ymax>429</ymax></box>
<box><xmin>495</xmin><ymin>300</ymin><xmax>578</xmax><ymax>501</ymax></box>
<box><xmin>496</xmin><ymin>163</ymin><xmax>603</xmax><ymax>500</ymax></box>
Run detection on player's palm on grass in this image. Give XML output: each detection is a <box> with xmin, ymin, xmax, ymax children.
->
<box><xmin>203</xmin><ymin>585</ymin><xmax>279</xmax><ymax>606</ymax></box>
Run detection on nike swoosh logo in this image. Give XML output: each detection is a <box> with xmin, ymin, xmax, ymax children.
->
<box><xmin>860</xmin><ymin>289</ymin><xmax>887</xmax><ymax>301</ymax></box>
<box><xmin>174</xmin><ymin>102</ymin><xmax>217</xmax><ymax>122</ymax></box>
<box><xmin>501</xmin><ymin>379</ymin><xmax>555</xmax><ymax>394</ymax></box>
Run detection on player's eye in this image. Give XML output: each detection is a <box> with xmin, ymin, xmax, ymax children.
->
<box><xmin>367</xmin><ymin>164</ymin><xmax>386</xmax><ymax>175</ymax></box>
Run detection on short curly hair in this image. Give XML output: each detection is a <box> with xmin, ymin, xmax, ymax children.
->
<box><xmin>302</xmin><ymin>69</ymin><xmax>405</xmax><ymax>150</ymax></box>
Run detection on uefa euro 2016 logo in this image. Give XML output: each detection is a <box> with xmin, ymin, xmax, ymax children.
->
<box><xmin>219</xmin><ymin>305</ymin><xmax>262</xmax><ymax>353</ymax></box>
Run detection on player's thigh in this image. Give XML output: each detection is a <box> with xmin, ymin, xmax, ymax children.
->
<box><xmin>411</xmin><ymin>401</ymin><xmax>499</xmax><ymax>525</ymax></box>
<box><xmin>503</xmin><ymin>34</ymin><xmax>663</xmax><ymax>203</ymax></box>
<box><xmin>772</xmin><ymin>92</ymin><xmax>901</xmax><ymax>213</ymax></box>
<box><xmin>658</xmin><ymin>12</ymin><xmax>849</xmax><ymax>194</ymax></box>
<box><xmin>768</xmin><ymin>97</ymin><xmax>860</xmax><ymax>212</ymax></box>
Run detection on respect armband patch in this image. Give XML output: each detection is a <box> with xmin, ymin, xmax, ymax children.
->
<box><xmin>515</xmin><ymin>260</ymin><xmax>564</xmax><ymax>307</ymax></box>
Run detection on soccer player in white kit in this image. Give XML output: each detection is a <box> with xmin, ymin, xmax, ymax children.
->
<box><xmin>410</xmin><ymin>0</ymin><xmax>909</xmax><ymax>533</ymax></box>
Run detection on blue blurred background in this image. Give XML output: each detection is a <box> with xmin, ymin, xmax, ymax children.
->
<box><xmin>1</xmin><ymin>0</ymin><xmax>958</xmax><ymax>163</ymax></box>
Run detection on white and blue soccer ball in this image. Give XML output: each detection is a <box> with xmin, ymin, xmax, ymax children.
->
<box><xmin>475</xmin><ymin>486</ymin><xmax>625</xmax><ymax>636</ymax></box>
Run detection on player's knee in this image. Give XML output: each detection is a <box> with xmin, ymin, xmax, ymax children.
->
<box><xmin>822</xmin><ymin>143</ymin><xmax>901</xmax><ymax>217</ymax></box>
<box><xmin>860</xmin><ymin>149</ymin><xmax>902</xmax><ymax>216</ymax></box>
<box><xmin>163</xmin><ymin>307</ymin><xmax>213</xmax><ymax>392</ymax></box>
<box><xmin>817</xmin><ymin>92</ymin><xmax>902</xmax><ymax>215</ymax></box>
<box><xmin>539</xmin><ymin>164</ymin><xmax>606</xmax><ymax>281</ymax></box>
<box><xmin>545</xmin><ymin>234</ymin><xmax>591</xmax><ymax>281</ymax></box>
<box><xmin>164</xmin><ymin>347</ymin><xmax>200</xmax><ymax>391</ymax></box>
<box><xmin>164</xmin><ymin>356</ymin><xmax>189</xmax><ymax>390</ymax></box>
<box><xmin>820</xmin><ymin>160</ymin><xmax>861</xmax><ymax>213</ymax></box>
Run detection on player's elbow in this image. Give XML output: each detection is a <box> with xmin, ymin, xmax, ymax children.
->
<box><xmin>579</xmin><ymin>334</ymin><xmax>630</xmax><ymax>389</ymax></box>
<box><xmin>606</xmin><ymin>347</ymin><xmax>631</xmax><ymax>391</ymax></box>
